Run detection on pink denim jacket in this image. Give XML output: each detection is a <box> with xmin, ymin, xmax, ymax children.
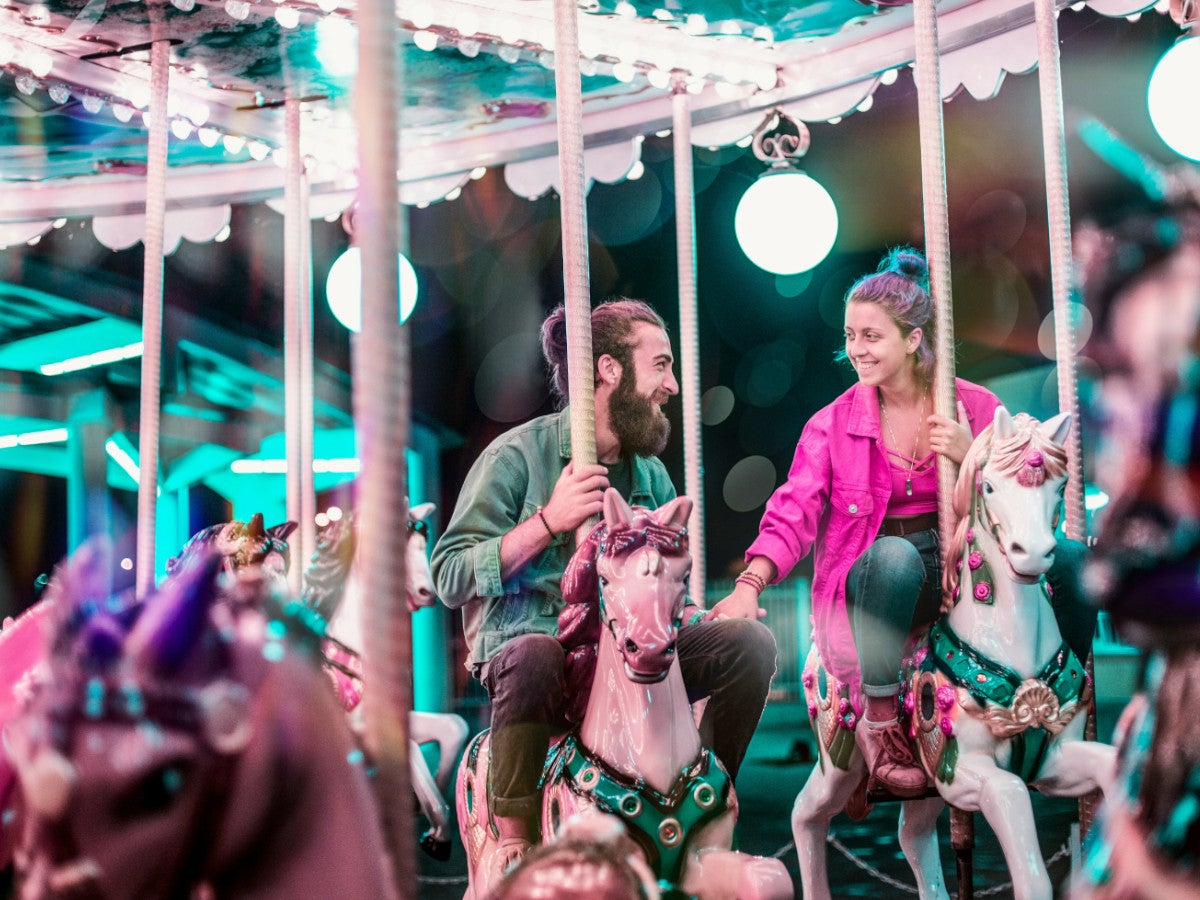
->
<box><xmin>746</xmin><ymin>378</ymin><xmax>1001</xmax><ymax>700</ymax></box>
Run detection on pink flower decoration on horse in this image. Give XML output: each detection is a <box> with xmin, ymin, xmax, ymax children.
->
<box><xmin>968</xmin><ymin>551</ymin><xmax>983</xmax><ymax>571</ymax></box>
<box><xmin>973</xmin><ymin>581</ymin><xmax>992</xmax><ymax>602</ymax></box>
<box><xmin>1017</xmin><ymin>450</ymin><xmax>1047</xmax><ymax>487</ymax></box>
<box><xmin>936</xmin><ymin>684</ymin><xmax>955</xmax><ymax>711</ymax></box>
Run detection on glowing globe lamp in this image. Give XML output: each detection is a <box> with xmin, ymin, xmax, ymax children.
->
<box><xmin>1148</xmin><ymin>37</ymin><xmax>1200</xmax><ymax>162</ymax></box>
<box><xmin>325</xmin><ymin>247</ymin><xmax>419</xmax><ymax>332</ymax></box>
<box><xmin>735</xmin><ymin>168</ymin><xmax>838</xmax><ymax>275</ymax></box>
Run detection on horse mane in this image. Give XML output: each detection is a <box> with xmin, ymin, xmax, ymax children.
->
<box><xmin>301</xmin><ymin>515</ymin><xmax>357</xmax><ymax>620</ymax></box>
<box><xmin>942</xmin><ymin>413</ymin><xmax>1070</xmax><ymax>608</ymax></box>
<box><xmin>557</xmin><ymin>506</ymin><xmax>690</xmax><ymax>726</ymax></box>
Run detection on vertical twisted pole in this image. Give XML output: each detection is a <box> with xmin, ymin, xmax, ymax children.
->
<box><xmin>1034</xmin><ymin>0</ymin><xmax>1100</xmax><ymax>835</ymax></box>
<box><xmin>912</xmin><ymin>0</ymin><xmax>958</xmax><ymax>595</ymax></box>
<box><xmin>283</xmin><ymin>96</ymin><xmax>314</xmax><ymax>596</ymax></box>
<box><xmin>299</xmin><ymin>144</ymin><xmax>316</xmax><ymax>583</ymax></box>
<box><xmin>355</xmin><ymin>0</ymin><xmax>412</xmax><ymax>889</ymax></box>
<box><xmin>553</xmin><ymin>0</ymin><xmax>597</xmax><ymax>544</ymax></box>
<box><xmin>136</xmin><ymin>37</ymin><xmax>169</xmax><ymax>599</ymax></box>
<box><xmin>1035</xmin><ymin>0</ymin><xmax>1086</xmax><ymax>542</ymax></box>
<box><xmin>672</xmin><ymin>84</ymin><xmax>705</xmax><ymax>604</ymax></box>
<box><xmin>913</xmin><ymin>3</ymin><xmax>974</xmax><ymax>892</ymax></box>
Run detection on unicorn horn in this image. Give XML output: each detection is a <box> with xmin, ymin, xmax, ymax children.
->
<box><xmin>246</xmin><ymin>512</ymin><xmax>266</xmax><ymax>539</ymax></box>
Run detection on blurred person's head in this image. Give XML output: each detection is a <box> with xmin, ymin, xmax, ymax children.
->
<box><xmin>1077</xmin><ymin>198</ymin><xmax>1200</xmax><ymax>645</ymax></box>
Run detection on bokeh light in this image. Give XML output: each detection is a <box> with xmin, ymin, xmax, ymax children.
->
<box><xmin>723</xmin><ymin>456</ymin><xmax>778</xmax><ymax>512</ymax></box>
<box><xmin>1148</xmin><ymin>37</ymin><xmax>1200</xmax><ymax>162</ymax></box>
<box><xmin>1037</xmin><ymin>303</ymin><xmax>1093</xmax><ymax>360</ymax></box>
<box><xmin>475</xmin><ymin>333</ymin><xmax>549</xmax><ymax>423</ymax></box>
<box><xmin>735</xmin><ymin>169</ymin><xmax>838</xmax><ymax>275</ymax></box>
<box><xmin>325</xmin><ymin>247</ymin><xmax>419</xmax><ymax>332</ymax></box>
<box><xmin>701</xmin><ymin>385</ymin><xmax>736</xmax><ymax>426</ymax></box>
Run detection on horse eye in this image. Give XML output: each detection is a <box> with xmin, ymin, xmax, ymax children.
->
<box><xmin>598</xmin><ymin>576</ymin><xmax>609</xmax><ymax>588</ymax></box>
<box><xmin>114</xmin><ymin>762</ymin><xmax>191</xmax><ymax>821</ymax></box>
<box><xmin>983</xmin><ymin>481</ymin><xmax>995</xmax><ymax>495</ymax></box>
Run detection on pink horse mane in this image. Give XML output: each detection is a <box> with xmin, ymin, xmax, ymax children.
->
<box><xmin>557</xmin><ymin>506</ymin><xmax>691</xmax><ymax>725</ymax></box>
<box><xmin>941</xmin><ymin>413</ymin><xmax>1069</xmax><ymax>609</ymax></box>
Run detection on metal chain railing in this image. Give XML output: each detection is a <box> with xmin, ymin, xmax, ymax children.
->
<box><xmin>416</xmin><ymin>832</ymin><xmax>1073</xmax><ymax>892</ymax></box>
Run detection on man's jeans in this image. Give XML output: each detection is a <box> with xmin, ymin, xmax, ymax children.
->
<box><xmin>480</xmin><ymin>618</ymin><xmax>778</xmax><ymax>819</ymax></box>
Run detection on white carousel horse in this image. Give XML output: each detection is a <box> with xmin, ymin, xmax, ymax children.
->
<box><xmin>456</xmin><ymin>489</ymin><xmax>791</xmax><ymax>900</ymax></box>
<box><xmin>306</xmin><ymin>501</ymin><xmax>469</xmax><ymax>861</ymax></box>
<box><xmin>6</xmin><ymin>541</ymin><xmax>397</xmax><ymax>899</ymax></box>
<box><xmin>793</xmin><ymin>408</ymin><xmax>1116</xmax><ymax>900</ymax></box>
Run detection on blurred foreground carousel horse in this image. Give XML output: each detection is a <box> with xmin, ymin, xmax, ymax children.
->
<box><xmin>0</xmin><ymin>513</ymin><xmax>295</xmax><ymax>870</ymax></box>
<box><xmin>3</xmin><ymin>539</ymin><xmax>397</xmax><ymax>899</ymax></box>
<box><xmin>302</xmin><ymin>502</ymin><xmax>469</xmax><ymax>861</ymax></box>
<box><xmin>793</xmin><ymin>408</ymin><xmax>1116</xmax><ymax>900</ymax></box>
<box><xmin>456</xmin><ymin>489</ymin><xmax>791</xmax><ymax>900</ymax></box>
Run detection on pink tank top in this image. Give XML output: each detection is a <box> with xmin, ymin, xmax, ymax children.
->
<box><xmin>884</xmin><ymin>449</ymin><xmax>938</xmax><ymax>517</ymax></box>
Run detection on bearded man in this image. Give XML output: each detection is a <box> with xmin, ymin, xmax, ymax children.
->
<box><xmin>432</xmin><ymin>299</ymin><xmax>777</xmax><ymax>879</ymax></box>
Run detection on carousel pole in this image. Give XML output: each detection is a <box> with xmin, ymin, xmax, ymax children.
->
<box><xmin>354</xmin><ymin>0</ymin><xmax>413</xmax><ymax>890</ymax></box>
<box><xmin>1033</xmin><ymin>0</ymin><xmax>1101</xmax><ymax>837</ymax></box>
<box><xmin>283</xmin><ymin>96</ymin><xmax>316</xmax><ymax>596</ymax></box>
<box><xmin>553</xmin><ymin>0</ymin><xmax>597</xmax><ymax>545</ymax></box>
<box><xmin>135</xmin><ymin>36</ymin><xmax>170</xmax><ymax>600</ymax></box>
<box><xmin>912</xmin><ymin>1</ymin><xmax>975</xmax><ymax>894</ymax></box>
<box><xmin>671</xmin><ymin>83</ymin><xmax>706</xmax><ymax>605</ymax></box>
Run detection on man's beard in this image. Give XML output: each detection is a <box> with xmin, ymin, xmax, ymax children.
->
<box><xmin>610</xmin><ymin>371</ymin><xmax>671</xmax><ymax>457</ymax></box>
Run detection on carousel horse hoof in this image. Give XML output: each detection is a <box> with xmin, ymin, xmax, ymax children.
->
<box><xmin>420</xmin><ymin>830</ymin><xmax>452</xmax><ymax>862</ymax></box>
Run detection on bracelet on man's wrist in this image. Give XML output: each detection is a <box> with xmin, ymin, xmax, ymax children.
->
<box><xmin>536</xmin><ymin>507</ymin><xmax>557</xmax><ymax>539</ymax></box>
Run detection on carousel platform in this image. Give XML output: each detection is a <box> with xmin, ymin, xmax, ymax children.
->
<box><xmin>418</xmin><ymin>695</ymin><xmax>1128</xmax><ymax>899</ymax></box>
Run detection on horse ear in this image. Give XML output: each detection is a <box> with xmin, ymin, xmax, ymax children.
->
<box><xmin>125</xmin><ymin>553</ymin><xmax>222</xmax><ymax>675</ymax></box>
<box><xmin>1038</xmin><ymin>412</ymin><xmax>1072</xmax><ymax>448</ymax></box>
<box><xmin>246</xmin><ymin>512</ymin><xmax>265</xmax><ymax>540</ymax></box>
<box><xmin>603</xmin><ymin>488</ymin><xmax>634</xmax><ymax>528</ymax></box>
<box><xmin>409</xmin><ymin>501</ymin><xmax>436</xmax><ymax>522</ymax></box>
<box><xmin>655</xmin><ymin>496</ymin><xmax>693</xmax><ymax>532</ymax></box>
<box><xmin>268</xmin><ymin>521</ymin><xmax>298</xmax><ymax>542</ymax></box>
<box><xmin>992</xmin><ymin>406</ymin><xmax>1016</xmax><ymax>438</ymax></box>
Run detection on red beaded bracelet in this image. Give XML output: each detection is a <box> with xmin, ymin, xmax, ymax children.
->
<box><xmin>736</xmin><ymin>570</ymin><xmax>766</xmax><ymax>594</ymax></box>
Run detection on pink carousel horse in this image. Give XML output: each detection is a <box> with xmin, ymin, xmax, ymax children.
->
<box><xmin>456</xmin><ymin>489</ymin><xmax>791</xmax><ymax>900</ymax></box>
<box><xmin>0</xmin><ymin>513</ymin><xmax>294</xmax><ymax>870</ymax></box>
<box><xmin>4</xmin><ymin>539</ymin><xmax>397</xmax><ymax>899</ymax></box>
<box><xmin>793</xmin><ymin>408</ymin><xmax>1116</xmax><ymax>900</ymax></box>
<box><xmin>303</xmin><ymin>501</ymin><xmax>469</xmax><ymax>861</ymax></box>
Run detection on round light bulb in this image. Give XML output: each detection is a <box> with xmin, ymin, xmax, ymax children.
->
<box><xmin>1148</xmin><ymin>37</ymin><xmax>1200</xmax><ymax>162</ymax></box>
<box><xmin>326</xmin><ymin>247</ymin><xmax>419</xmax><ymax>332</ymax></box>
<box><xmin>734</xmin><ymin>168</ymin><xmax>838</xmax><ymax>275</ymax></box>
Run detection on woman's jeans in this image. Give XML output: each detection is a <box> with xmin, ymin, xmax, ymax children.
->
<box><xmin>846</xmin><ymin>529</ymin><xmax>1095</xmax><ymax>693</ymax></box>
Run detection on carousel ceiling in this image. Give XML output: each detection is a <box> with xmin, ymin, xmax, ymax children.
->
<box><xmin>0</xmin><ymin>0</ymin><xmax>1159</xmax><ymax>234</ymax></box>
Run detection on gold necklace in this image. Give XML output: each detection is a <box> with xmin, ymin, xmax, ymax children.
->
<box><xmin>879</xmin><ymin>392</ymin><xmax>926</xmax><ymax>497</ymax></box>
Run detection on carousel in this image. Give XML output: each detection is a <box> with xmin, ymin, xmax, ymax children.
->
<box><xmin>1</xmin><ymin>0</ymin><xmax>1198</xmax><ymax>897</ymax></box>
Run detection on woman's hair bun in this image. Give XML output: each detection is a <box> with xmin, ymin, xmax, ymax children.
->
<box><xmin>882</xmin><ymin>246</ymin><xmax>928</xmax><ymax>283</ymax></box>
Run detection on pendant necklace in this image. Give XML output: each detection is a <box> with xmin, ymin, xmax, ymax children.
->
<box><xmin>879</xmin><ymin>391</ymin><xmax>925</xmax><ymax>497</ymax></box>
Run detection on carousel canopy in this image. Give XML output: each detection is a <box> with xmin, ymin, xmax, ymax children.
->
<box><xmin>0</xmin><ymin>0</ymin><xmax>1158</xmax><ymax>236</ymax></box>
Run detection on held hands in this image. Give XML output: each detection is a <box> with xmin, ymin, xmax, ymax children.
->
<box><xmin>540</xmin><ymin>461</ymin><xmax>610</xmax><ymax>537</ymax></box>
<box><xmin>927</xmin><ymin>400</ymin><xmax>973</xmax><ymax>464</ymax></box>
